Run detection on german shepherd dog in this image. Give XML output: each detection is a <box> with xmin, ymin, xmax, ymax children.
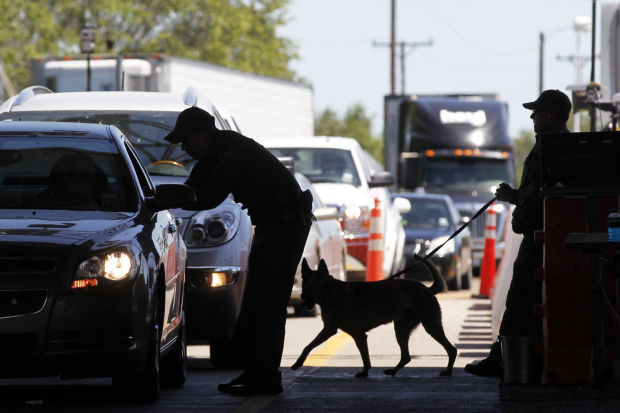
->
<box><xmin>291</xmin><ymin>258</ymin><xmax>457</xmax><ymax>378</ymax></box>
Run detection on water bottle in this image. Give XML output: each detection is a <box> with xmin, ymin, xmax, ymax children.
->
<box><xmin>608</xmin><ymin>209</ymin><xmax>620</xmax><ymax>243</ymax></box>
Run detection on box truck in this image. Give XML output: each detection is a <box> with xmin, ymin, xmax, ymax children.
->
<box><xmin>30</xmin><ymin>53</ymin><xmax>314</xmax><ymax>138</ymax></box>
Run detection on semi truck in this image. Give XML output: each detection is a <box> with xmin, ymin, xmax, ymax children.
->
<box><xmin>30</xmin><ymin>53</ymin><xmax>314</xmax><ymax>138</ymax></box>
<box><xmin>384</xmin><ymin>93</ymin><xmax>517</xmax><ymax>270</ymax></box>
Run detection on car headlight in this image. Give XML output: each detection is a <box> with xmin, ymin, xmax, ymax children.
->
<box><xmin>427</xmin><ymin>236</ymin><xmax>455</xmax><ymax>258</ymax></box>
<box><xmin>73</xmin><ymin>249</ymin><xmax>137</xmax><ymax>289</ymax></box>
<box><xmin>184</xmin><ymin>203</ymin><xmax>241</xmax><ymax>247</ymax></box>
<box><xmin>342</xmin><ymin>205</ymin><xmax>370</xmax><ymax>233</ymax></box>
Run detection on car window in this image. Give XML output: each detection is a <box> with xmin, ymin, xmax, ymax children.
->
<box><xmin>400</xmin><ymin>199</ymin><xmax>452</xmax><ymax>229</ymax></box>
<box><xmin>0</xmin><ymin>109</ymin><xmax>225</xmax><ymax>178</ymax></box>
<box><xmin>0</xmin><ymin>135</ymin><xmax>137</xmax><ymax>211</ymax></box>
<box><xmin>124</xmin><ymin>141</ymin><xmax>156</xmax><ymax>197</ymax></box>
<box><xmin>268</xmin><ymin>147</ymin><xmax>361</xmax><ymax>187</ymax></box>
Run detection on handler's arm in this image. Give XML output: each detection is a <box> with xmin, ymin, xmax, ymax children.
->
<box><xmin>185</xmin><ymin>151</ymin><xmax>247</xmax><ymax>210</ymax></box>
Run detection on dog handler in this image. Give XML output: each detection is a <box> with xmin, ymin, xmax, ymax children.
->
<box><xmin>465</xmin><ymin>90</ymin><xmax>571</xmax><ymax>377</ymax></box>
<box><xmin>164</xmin><ymin>106</ymin><xmax>314</xmax><ymax>396</ymax></box>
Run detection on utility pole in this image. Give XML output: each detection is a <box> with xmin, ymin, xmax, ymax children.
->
<box><xmin>538</xmin><ymin>32</ymin><xmax>544</xmax><ymax>94</ymax></box>
<box><xmin>374</xmin><ymin>39</ymin><xmax>433</xmax><ymax>95</ymax></box>
<box><xmin>391</xmin><ymin>0</ymin><xmax>396</xmax><ymax>95</ymax></box>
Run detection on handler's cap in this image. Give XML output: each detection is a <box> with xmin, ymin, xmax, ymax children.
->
<box><xmin>163</xmin><ymin>106</ymin><xmax>216</xmax><ymax>144</ymax></box>
<box><xmin>523</xmin><ymin>89</ymin><xmax>572</xmax><ymax>116</ymax></box>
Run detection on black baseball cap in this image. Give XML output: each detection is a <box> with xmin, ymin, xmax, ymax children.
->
<box><xmin>523</xmin><ymin>89</ymin><xmax>572</xmax><ymax>117</ymax></box>
<box><xmin>163</xmin><ymin>106</ymin><xmax>216</xmax><ymax>144</ymax></box>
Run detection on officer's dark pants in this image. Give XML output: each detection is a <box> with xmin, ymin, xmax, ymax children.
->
<box><xmin>238</xmin><ymin>217</ymin><xmax>311</xmax><ymax>383</ymax></box>
<box><xmin>499</xmin><ymin>234</ymin><xmax>543</xmax><ymax>338</ymax></box>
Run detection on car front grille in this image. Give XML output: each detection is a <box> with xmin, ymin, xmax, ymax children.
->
<box><xmin>46</xmin><ymin>330</ymin><xmax>135</xmax><ymax>354</ymax></box>
<box><xmin>0</xmin><ymin>333</ymin><xmax>38</xmax><ymax>356</ymax></box>
<box><xmin>0</xmin><ymin>256</ymin><xmax>59</xmax><ymax>275</ymax></box>
<box><xmin>0</xmin><ymin>290</ymin><xmax>48</xmax><ymax>317</ymax></box>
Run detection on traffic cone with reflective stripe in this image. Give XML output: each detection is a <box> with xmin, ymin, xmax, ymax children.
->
<box><xmin>366</xmin><ymin>197</ymin><xmax>384</xmax><ymax>281</ymax></box>
<box><xmin>476</xmin><ymin>204</ymin><xmax>496</xmax><ymax>298</ymax></box>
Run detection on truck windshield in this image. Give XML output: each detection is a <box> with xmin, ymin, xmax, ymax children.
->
<box><xmin>425</xmin><ymin>157</ymin><xmax>512</xmax><ymax>188</ymax></box>
<box><xmin>268</xmin><ymin>147</ymin><xmax>362</xmax><ymax>187</ymax></box>
<box><xmin>0</xmin><ymin>111</ymin><xmax>206</xmax><ymax>177</ymax></box>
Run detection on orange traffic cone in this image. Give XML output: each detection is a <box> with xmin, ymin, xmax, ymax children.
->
<box><xmin>366</xmin><ymin>197</ymin><xmax>384</xmax><ymax>281</ymax></box>
<box><xmin>476</xmin><ymin>204</ymin><xmax>497</xmax><ymax>298</ymax></box>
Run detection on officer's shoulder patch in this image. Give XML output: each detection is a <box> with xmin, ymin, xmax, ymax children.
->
<box><xmin>218</xmin><ymin>147</ymin><xmax>234</xmax><ymax>163</ymax></box>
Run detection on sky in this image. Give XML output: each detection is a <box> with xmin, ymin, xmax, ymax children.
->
<box><xmin>278</xmin><ymin>0</ymin><xmax>615</xmax><ymax>138</ymax></box>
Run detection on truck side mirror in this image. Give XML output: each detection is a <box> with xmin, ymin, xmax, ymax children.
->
<box><xmin>368</xmin><ymin>171</ymin><xmax>395</xmax><ymax>188</ymax></box>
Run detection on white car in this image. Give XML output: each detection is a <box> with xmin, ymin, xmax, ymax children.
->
<box><xmin>259</xmin><ymin>136</ymin><xmax>411</xmax><ymax>280</ymax></box>
<box><xmin>292</xmin><ymin>171</ymin><xmax>347</xmax><ymax>315</ymax></box>
<box><xmin>0</xmin><ymin>86</ymin><xmax>253</xmax><ymax>368</ymax></box>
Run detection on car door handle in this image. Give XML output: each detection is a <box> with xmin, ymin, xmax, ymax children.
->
<box><xmin>167</xmin><ymin>224</ymin><xmax>177</xmax><ymax>234</ymax></box>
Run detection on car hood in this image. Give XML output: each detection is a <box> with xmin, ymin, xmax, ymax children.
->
<box><xmin>311</xmin><ymin>183</ymin><xmax>369</xmax><ymax>208</ymax></box>
<box><xmin>404</xmin><ymin>227</ymin><xmax>451</xmax><ymax>242</ymax></box>
<box><xmin>0</xmin><ymin>210</ymin><xmax>135</xmax><ymax>247</ymax></box>
<box><xmin>426</xmin><ymin>186</ymin><xmax>493</xmax><ymax>216</ymax></box>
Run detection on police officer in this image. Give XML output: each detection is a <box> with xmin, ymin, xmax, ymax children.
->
<box><xmin>164</xmin><ymin>106</ymin><xmax>314</xmax><ymax>396</ymax></box>
<box><xmin>465</xmin><ymin>89</ymin><xmax>572</xmax><ymax>377</ymax></box>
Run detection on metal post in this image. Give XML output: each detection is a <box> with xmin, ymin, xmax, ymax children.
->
<box><xmin>539</xmin><ymin>32</ymin><xmax>544</xmax><ymax>95</ymax></box>
<box><xmin>86</xmin><ymin>53</ymin><xmax>92</xmax><ymax>91</ymax></box>
<box><xmin>390</xmin><ymin>0</ymin><xmax>396</xmax><ymax>95</ymax></box>
<box><xmin>590</xmin><ymin>0</ymin><xmax>597</xmax><ymax>131</ymax></box>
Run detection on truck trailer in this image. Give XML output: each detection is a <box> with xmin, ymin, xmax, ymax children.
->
<box><xmin>30</xmin><ymin>53</ymin><xmax>314</xmax><ymax>138</ymax></box>
<box><xmin>384</xmin><ymin>93</ymin><xmax>516</xmax><ymax>270</ymax></box>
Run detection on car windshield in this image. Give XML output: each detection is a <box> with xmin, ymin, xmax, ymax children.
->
<box><xmin>0</xmin><ymin>135</ymin><xmax>137</xmax><ymax>211</ymax></box>
<box><xmin>401</xmin><ymin>199</ymin><xmax>451</xmax><ymax>229</ymax></box>
<box><xmin>268</xmin><ymin>147</ymin><xmax>361</xmax><ymax>187</ymax></box>
<box><xmin>425</xmin><ymin>157</ymin><xmax>512</xmax><ymax>188</ymax></box>
<box><xmin>0</xmin><ymin>111</ymin><xmax>197</xmax><ymax>177</ymax></box>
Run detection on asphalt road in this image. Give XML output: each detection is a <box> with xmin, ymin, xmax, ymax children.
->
<box><xmin>1</xmin><ymin>280</ymin><xmax>617</xmax><ymax>412</ymax></box>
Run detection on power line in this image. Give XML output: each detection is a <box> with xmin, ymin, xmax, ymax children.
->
<box><xmin>373</xmin><ymin>39</ymin><xmax>433</xmax><ymax>94</ymax></box>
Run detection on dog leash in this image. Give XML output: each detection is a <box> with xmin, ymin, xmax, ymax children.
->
<box><xmin>388</xmin><ymin>196</ymin><xmax>498</xmax><ymax>280</ymax></box>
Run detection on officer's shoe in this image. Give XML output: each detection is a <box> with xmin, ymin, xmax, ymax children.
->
<box><xmin>218</xmin><ymin>372</ymin><xmax>283</xmax><ymax>396</ymax></box>
<box><xmin>464</xmin><ymin>341</ymin><xmax>503</xmax><ymax>378</ymax></box>
<box><xmin>217</xmin><ymin>380</ymin><xmax>283</xmax><ymax>397</ymax></box>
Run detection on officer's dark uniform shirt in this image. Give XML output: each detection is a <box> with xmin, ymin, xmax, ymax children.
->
<box><xmin>185</xmin><ymin>130</ymin><xmax>302</xmax><ymax>221</ymax></box>
<box><xmin>511</xmin><ymin>125</ymin><xmax>570</xmax><ymax>236</ymax></box>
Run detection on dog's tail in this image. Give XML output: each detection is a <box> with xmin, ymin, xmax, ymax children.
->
<box><xmin>414</xmin><ymin>254</ymin><xmax>446</xmax><ymax>295</ymax></box>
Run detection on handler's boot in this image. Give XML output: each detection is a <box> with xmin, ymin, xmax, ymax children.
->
<box><xmin>218</xmin><ymin>371</ymin><xmax>283</xmax><ymax>396</ymax></box>
<box><xmin>464</xmin><ymin>340</ymin><xmax>503</xmax><ymax>378</ymax></box>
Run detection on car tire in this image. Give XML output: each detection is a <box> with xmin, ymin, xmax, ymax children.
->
<box><xmin>447</xmin><ymin>259</ymin><xmax>462</xmax><ymax>291</ymax></box>
<box><xmin>461</xmin><ymin>261</ymin><xmax>473</xmax><ymax>291</ymax></box>
<box><xmin>161</xmin><ymin>311</ymin><xmax>187</xmax><ymax>388</ymax></box>
<box><xmin>114</xmin><ymin>323</ymin><xmax>161</xmax><ymax>403</ymax></box>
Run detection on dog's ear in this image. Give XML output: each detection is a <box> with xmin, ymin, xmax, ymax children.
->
<box><xmin>301</xmin><ymin>258</ymin><xmax>310</xmax><ymax>274</ymax></box>
<box><xmin>318</xmin><ymin>259</ymin><xmax>328</xmax><ymax>274</ymax></box>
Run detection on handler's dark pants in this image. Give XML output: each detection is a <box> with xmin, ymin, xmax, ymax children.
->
<box><xmin>499</xmin><ymin>234</ymin><xmax>543</xmax><ymax>338</ymax></box>
<box><xmin>238</xmin><ymin>217</ymin><xmax>311</xmax><ymax>383</ymax></box>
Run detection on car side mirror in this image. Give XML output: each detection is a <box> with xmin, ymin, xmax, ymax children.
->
<box><xmin>368</xmin><ymin>171</ymin><xmax>395</xmax><ymax>188</ymax></box>
<box><xmin>392</xmin><ymin>197</ymin><xmax>411</xmax><ymax>213</ymax></box>
<box><xmin>313</xmin><ymin>206</ymin><xmax>340</xmax><ymax>221</ymax></box>
<box><xmin>148</xmin><ymin>184</ymin><xmax>196</xmax><ymax>212</ymax></box>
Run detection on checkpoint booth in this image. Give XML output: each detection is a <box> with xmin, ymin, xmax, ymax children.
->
<box><xmin>537</xmin><ymin>130</ymin><xmax>620</xmax><ymax>384</ymax></box>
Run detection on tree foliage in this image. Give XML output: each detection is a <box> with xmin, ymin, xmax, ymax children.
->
<box><xmin>315</xmin><ymin>104</ymin><xmax>384</xmax><ymax>165</ymax></box>
<box><xmin>0</xmin><ymin>0</ymin><xmax>297</xmax><ymax>93</ymax></box>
